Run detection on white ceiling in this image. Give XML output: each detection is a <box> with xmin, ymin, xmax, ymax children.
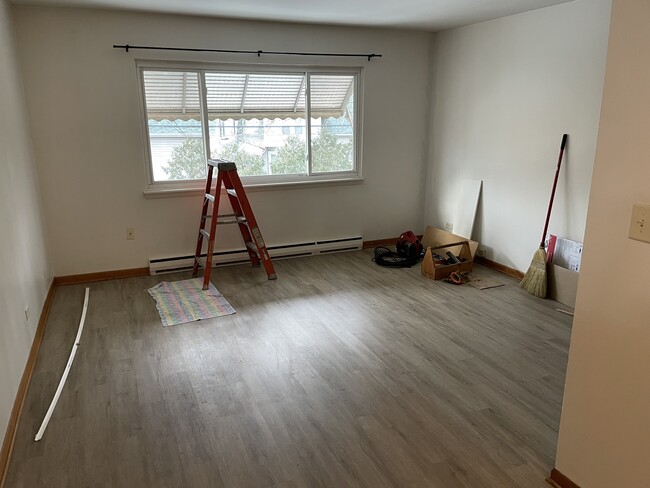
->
<box><xmin>10</xmin><ymin>0</ymin><xmax>574</xmax><ymax>31</ymax></box>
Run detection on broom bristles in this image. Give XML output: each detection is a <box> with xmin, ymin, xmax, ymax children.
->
<box><xmin>520</xmin><ymin>246</ymin><xmax>548</xmax><ymax>298</ymax></box>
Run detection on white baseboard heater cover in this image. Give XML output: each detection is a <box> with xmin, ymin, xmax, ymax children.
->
<box><xmin>149</xmin><ymin>236</ymin><xmax>363</xmax><ymax>275</ymax></box>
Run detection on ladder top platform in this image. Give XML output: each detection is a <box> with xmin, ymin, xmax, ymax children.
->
<box><xmin>207</xmin><ymin>159</ymin><xmax>237</xmax><ymax>171</ymax></box>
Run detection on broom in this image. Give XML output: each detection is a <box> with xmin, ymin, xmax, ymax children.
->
<box><xmin>520</xmin><ymin>133</ymin><xmax>568</xmax><ymax>298</ymax></box>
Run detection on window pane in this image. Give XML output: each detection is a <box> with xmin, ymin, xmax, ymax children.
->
<box><xmin>143</xmin><ymin>71</ymin><xmax>206</xmax><ymax>181</ymax></box>
<box><xmin>205</xmin><ymin>72</ymin><xmax>308</xmax><ymax>177</ymax></box>
<box><xmin>310</xmin><ymin>74</ymin><xmax>355</xmax><ymax>173</ymax></box>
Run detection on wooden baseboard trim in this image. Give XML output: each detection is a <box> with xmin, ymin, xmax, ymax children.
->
<box><xmin>0</xmin><ymin>281</ymin><xmax>56</xmax><ymax>488</ymax></box>
<box><xmin>53</xmin><ymin>266</ymin><xmax>150</xmax><ymax>286</ymax></box>
<box><xmin>475</xmin><ymin>256</ymin><xmax>524</xmax><ymax>280</ymax></box>
<box><xmin>546</xmin><ymin>468</ymin><xmax>581</xmax><ymax>488</ymax></box>
<box><xmin>363</xmin><ymin>235</ymin><xmax>424</xmax><ymax>250</ymax></box>
<box><xmin>363</xmin><ymin>237</ymin><xmax>398</xmax><ymax>249</ymax></box>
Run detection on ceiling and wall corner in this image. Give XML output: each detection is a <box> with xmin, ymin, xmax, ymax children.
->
<box><xmin>554</xmin><ymin>0</ymin><xmax>650</xmax><ymax>485</ymax></box>
<box><xmin>0</xmin><ymin>0</ymin><xmax>52</xmax><ymax>449</ymax></box>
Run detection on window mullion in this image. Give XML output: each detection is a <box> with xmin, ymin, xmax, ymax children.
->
<box><xmin>305</xmin><ymin>73</ymin><xmax>313</xmax><ymax>176</ymax></box>
<box><xmin>199</xmin><ymin>71</ymin><xmax>211</xmax><ymax>171</ymax></box>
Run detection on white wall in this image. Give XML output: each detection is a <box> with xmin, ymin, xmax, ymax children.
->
<box><xmin>0</xmin><ymin>0</ymin><xmax>51</xmax><ymax>443</ymax></box>
<box><xmin>12</xmin><ymin>6</ymin><xmax>432</xmax><ymax>276</ymax></box>
<box><xmin>425</xmin><ymin>0</ymin><xmax>611</xmax><ymax>271</ymax></box>
<box><xmin>554</xmin><ymin>0</ymin><xmax>650</xmax><ymax>485</ymax></box>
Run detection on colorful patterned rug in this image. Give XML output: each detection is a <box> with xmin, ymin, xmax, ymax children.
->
<box><xmin>147</xmin><ymin>278</ymin><xmax>236</xmax><ymax>327</ymax></box>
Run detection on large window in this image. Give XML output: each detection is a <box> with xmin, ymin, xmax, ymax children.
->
<box><xmin>139</xmin><ymin>63</ymin><xmax>360</xmax><ymax>191</ymax></box>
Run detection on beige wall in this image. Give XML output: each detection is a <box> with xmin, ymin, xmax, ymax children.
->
<box><xmin>425</xmin><ymin>0</ymin><xmax>611</xmax><ymax>271</ymax></box>
<box><xmin>0</xmin><ymin>0</ymin><xmax>51</xmax><ymax>441</ymax></box>
<box><xmin>554</xmin><ymin>0</ymin><xmax>650</xmax><ymax>485</ymax></box>
<box><xmin>12</xmin><ymin>6</ymin><xmax>433</xmax><ymax>276</ymax></box>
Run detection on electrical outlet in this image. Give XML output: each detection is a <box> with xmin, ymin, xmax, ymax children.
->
<box><xmin>126</xmin><ymin>228</ymin><xmax>135</xmax><ymax>240</ymax></box>
<box><xmin>629</xmin><ymin>204</ymin><xmax>650</xmax><ymax>243</ymax></box>
<box><xmin>444</xmin><ymin>222</ymin><xmax>453</xmax><ymax>232</ymax></box>
<box><xmin>477</xmin><ymin>248</ymin><xmax>486</xmax><ymax>258</ymax></box>
<box><xmin>25</xmin><ymin>306</ymin><xmax>30</xmax><ymax>322</ymax></box>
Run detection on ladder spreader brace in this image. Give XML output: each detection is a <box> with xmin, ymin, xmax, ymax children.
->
<box><xmin>192</xmin><ymin>160</ymin><xmax>277</xmax><ymax>290</ymax></box>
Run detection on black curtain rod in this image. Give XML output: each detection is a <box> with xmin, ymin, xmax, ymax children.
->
<box><xmin>113</xmin><ymin>44</ymin><xmax>381</xmax><ymax>61</ymax></box>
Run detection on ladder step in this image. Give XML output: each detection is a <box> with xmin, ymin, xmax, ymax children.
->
<box><xmin>218</xmin><ymin>216</ymin><xmax>248</xmax><ymax>225</ymax></box>
<box><xmin>226</xmin><ymin>189</ymin><xmax>237</xmax><ymax>197</ymax></box>
<box><xmin>195</xmin><ymin>256</ymin><xmax>206</xmax><ymax>269</ymax></box>
<box><xmin>246</xmin><ymin>241</ymin><xmax>259</xmax><ymax>254</ymax></box>
<box><xmin>205</xmin><ymin>193</ymin><xmax>215</xmax><ymax>202</ymax></box>
<box><xmin>199</xmin><ymin>229</ymin><xmax>210</xmax><ymax>239</ymax></box>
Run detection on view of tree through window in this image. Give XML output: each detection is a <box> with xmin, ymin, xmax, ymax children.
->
<box><xmin>142</xmin><ymin>68</ymin><xmax>357</xmax><ymax>184</ymax></box>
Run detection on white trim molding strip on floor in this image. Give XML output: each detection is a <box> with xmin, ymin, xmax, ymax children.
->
<box><xmin>34</xmin><ymin>287</ymin><xmax>90</xmax><ymax>441</ymax></box>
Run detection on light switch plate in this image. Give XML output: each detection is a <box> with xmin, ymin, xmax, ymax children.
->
<box><xmin>629</xmin><ymin>203</ymin><xmax>650</xmax><ymax>243</ymax></box>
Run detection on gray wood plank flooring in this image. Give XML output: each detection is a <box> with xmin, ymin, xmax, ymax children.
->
<box><xmin>5</xmin><ymin>251</ymin><xmax>571</xmax><ymax>487</ymax></box>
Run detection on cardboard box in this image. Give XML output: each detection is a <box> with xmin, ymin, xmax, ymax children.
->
<box><xmin>421</xmin><ymin>226</ymin><xmax>479</xmax><ymax>280</ymax></box>
<box><xmin>548</xmin><ymin>264</ymin><xmax>579</xmax><ymax>308</ymax></box>
<box><xmin>545</xmin><ymin>234</ymin><xmax>581</xmax><ymax>308</ymax></box>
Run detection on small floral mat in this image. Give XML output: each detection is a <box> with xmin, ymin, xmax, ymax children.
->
<box><xmin>147</xmin><ymin>278</ymin><xmax>235</xmax><ymax>327</ymax></box>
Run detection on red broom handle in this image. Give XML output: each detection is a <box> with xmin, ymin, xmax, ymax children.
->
<box><xmin>540</xmin><ymin>134</ymin><xmax>568</xmax><ymax>247</ymax></box>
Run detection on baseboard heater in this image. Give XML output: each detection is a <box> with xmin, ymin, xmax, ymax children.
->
<box><xmin>149</xmin><ymin>236</ymin><xmax>363</xmax><ymax>275</ymax></box>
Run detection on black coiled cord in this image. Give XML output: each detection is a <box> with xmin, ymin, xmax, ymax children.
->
<box><xmin>372</xmin><ymin>246</ymin><xmax>422</xmax><ymax>268</ymax></box>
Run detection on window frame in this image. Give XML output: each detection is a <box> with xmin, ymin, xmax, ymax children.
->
<box><xmin>136</xmin><ymin>60</ymin><xmax>363</xmax><ymax>194</ymax></box>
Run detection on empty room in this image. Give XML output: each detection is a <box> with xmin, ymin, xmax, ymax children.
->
<box><xmin>1</xmin><ymin>0</ymin><xmax>648</xmax><ymax>487</ymax></box>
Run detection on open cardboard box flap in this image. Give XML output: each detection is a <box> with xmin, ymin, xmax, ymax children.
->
<box><xmin>421</xmin><ymin>225</ymin><xmax>479</xmax><ymax>258</ymax></box>
<box><xmin>548</xmin><ymin>264</ymin><xmax>578</xmax><ymax>308</ymax></box>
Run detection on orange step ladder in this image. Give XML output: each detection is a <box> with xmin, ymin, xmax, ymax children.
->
<box><xmin>192</xmin><ymin>160</ymin><xmax>277</xmax><ymax>290</ymax></box>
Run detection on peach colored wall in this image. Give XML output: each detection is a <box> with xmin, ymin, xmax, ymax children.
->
<box><xmin>555</xmin><ymin>0</ymin><xmax>650</xmax><ymax>486</ymax></box>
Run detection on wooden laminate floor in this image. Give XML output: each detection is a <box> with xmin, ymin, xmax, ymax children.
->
<box><xmin>5</xmin><ymin>251</ymin><xmax>572</xmax><ymax>487</ymax></box>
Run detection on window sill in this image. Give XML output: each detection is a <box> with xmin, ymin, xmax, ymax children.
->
<box><xmin>143</xmin><ymin>175</ymin><xmax>364</xmax><ymax>198</ymax></box>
